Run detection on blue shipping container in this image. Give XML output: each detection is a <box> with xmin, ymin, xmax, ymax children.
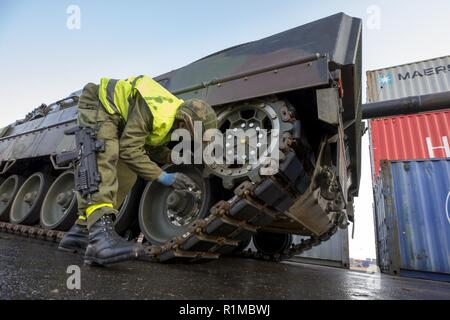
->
<box><xmin>374</xmin><ymin>159</ymin><xmax>450</xmax><ymax>281</ymax></box>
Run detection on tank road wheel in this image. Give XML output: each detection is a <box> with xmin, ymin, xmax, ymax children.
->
<box><xmin>0</xmin><ymin>175</ymin><xmax>26</xmax><ymax>222</ymax></box>
<box><xmin>40</xmin><ymin>171</ymin><xmax>77</xmax><ymax>231</ymax></box>
<box><xmin>205</xmin><ymin>100</ymin><xmax>295</xmax><ymax>189</ymax></box>
<box><xmin>10</xmin><ymin>172</ymin><xmax>53</xmax><ymax>225</ymax></box>
<box><xmin>139</xmin><ymin>165</ymin><xmax>215</xmax><ymax>245</ymax></box>
<box><xmin>115</xmin><ymin>179</ymin><xmax>145</xmax><ymax>238</ymax></box>
<box><xmin>253</xmin><ymin>232</ymin><xmax>293</xmax><ymax>258</ymax></box>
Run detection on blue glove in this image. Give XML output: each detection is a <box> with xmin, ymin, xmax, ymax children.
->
<box><xmin>158</xmin><ymin>172</ymin><xmax>177</xmax><ymax>186</ymax></box>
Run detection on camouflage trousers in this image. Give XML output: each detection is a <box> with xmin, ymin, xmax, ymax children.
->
<box><xmin>75</xmin><ymin>83</ymin><xmax>137</xmax><ymax>229</ymax></box>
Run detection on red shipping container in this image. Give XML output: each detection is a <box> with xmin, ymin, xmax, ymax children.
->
<box><xmin>370</xmin><ymin>110</ymin><xmax>450</xmax><ymax>177</ymax></box>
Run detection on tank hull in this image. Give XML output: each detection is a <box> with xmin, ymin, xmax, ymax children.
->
<box><xmin>0</xmin><ymin>13</ymin><xmax>363</xmax><ymax>262</ymax></box>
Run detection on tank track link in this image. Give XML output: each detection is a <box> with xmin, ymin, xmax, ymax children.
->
<box><xmin>0</xmin><ymin>222</ymin><xmax>65</xmax><ymax>242</ymax></box>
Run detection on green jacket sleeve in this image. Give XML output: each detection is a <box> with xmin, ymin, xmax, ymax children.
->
<box><xmin>119</xmin><ymin>96</ymin><xmax>164</xmax><ymax>181</ymax></box>
<box><xmin>146</xmin><ymin>145</ymin><xmax>173</xmax><ymax>165</ymax></box>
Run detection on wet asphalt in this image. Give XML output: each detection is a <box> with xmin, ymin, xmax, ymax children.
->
<box><xmin>1</xmin><ymin>233</ymin><xmax>449</xmax><ymax>300</ymax></box>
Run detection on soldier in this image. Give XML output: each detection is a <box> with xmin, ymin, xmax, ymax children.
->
<box><xmin>58</xmin><ymin>75</ymin><xmax>217</xmax><ymax>266</ymax></box>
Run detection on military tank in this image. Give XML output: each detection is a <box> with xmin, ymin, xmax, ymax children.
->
<box><xmin>0</xmin><ymin>13</ymin><xmax>363</xmax><ymax>262</ymax></box>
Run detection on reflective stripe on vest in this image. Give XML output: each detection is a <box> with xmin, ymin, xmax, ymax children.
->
<box><xmin>98</xmin><ymin>76</ymin><xmax>184</xmax><ymax>146</ymax></box>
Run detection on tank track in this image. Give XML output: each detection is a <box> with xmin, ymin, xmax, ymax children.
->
<box><xmin>0</xmin><ymin>175</ymin><xmax>340</xmax><ymax>263</ymax></box>
<box><xmin>0</xmin><ymin>222</ymin><xmax>65</xmax><ymax>242</ymax></box>
<box><xmin>0</xmin><ymin>101</ymin><xmax>342</xmax><ymax>263</ymax></box>
<box><xmin>0</xmin><ymin>173</ymin><xmax>338</xmax><ymax>263</ymax></box>
<box><xmin>141</xmin><ymin>99</ymin><xmax>341</xmax><ymax>262</ymax></box>
<box><xmin>142</xmin><ymin>176</ymin><xmax>339</xmax><ymax>262</ymax></box>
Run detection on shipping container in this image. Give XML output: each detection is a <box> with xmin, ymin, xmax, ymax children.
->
<box><xmin>370</xmin><ymin>110</ymin><xmax>450</xmax><ymax>177</ymax></box>
<box><xmin>291</xmin><ymin>229</ymin><xmax>350</xmax><ymax>268</ymax></box>
<box><xmin>367</xmin><ymin>56</ymin><xmax>450</xmax><ymax>103</ymax></box>
<box><xmin>374</xmin><ymin>159</ymin><xmax>450</xmax><ymax>282</ymax></box>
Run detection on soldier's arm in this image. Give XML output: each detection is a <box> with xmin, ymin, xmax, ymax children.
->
<box><xmin>146</xmin><ymin>145</ymin><xmax>173</xmax><ymax>165</ymax></box>
<box><xmin>119</xmin><ymin>95</ymin><xmax>164</xmax><ymax>181</ymax></box>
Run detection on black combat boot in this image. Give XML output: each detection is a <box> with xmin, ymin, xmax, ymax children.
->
<box><xmin>58</xmin><ymin>224</ymin><xmax>89</xmax><ymax>253</ymax></box>
<box><xmin>84</xmin><ymin>214</ymin><xmax>144</xmax><ymax>266</ymax></box>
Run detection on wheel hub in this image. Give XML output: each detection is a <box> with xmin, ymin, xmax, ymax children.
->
<box><xmin>40</xmin><ymin>171</ymin><xmax>77</xmax><ymax>231</ymax></box>
<box><xmin>139</xmin><ymin>165</ymin><xmax>214</xmax><ymax>245</ymax></box>
<box><xmin>23</xmin><ymin>191</ymin><xmax>37</xmax><ymax>206</ymax></box>
<box><xmin>56</xmin><ymin>191</ymin><xmax>73</xmax><ymax>210</ymax></box>
<box><xmin>0</xmin><ymin>193</ymin><xmax>10</xmax><ymax>203</ymax></box>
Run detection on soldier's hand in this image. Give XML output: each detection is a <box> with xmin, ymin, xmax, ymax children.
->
<box><xmin>172</xmin><ymin>173</ymin><xmax>196</xmax><ymax>190</ymax></box>
<box><xmin>158</xmin><ymin>172</ymin><xmax>196</xmax><ymax>190</ymax></box>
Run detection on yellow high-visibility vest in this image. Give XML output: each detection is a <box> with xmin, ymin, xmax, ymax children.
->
<box><xmin>98</xmin><ymin>75</ymin><xmax>184</xmax><ymax>146</ymax></box>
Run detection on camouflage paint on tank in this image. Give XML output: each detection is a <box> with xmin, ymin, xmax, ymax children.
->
<box><xmin>156</xmin><ymin>13</ymin><xmax>361</xmax><ymax>105</ymax></box>
<box><xmin>155</xmin><ymin>12</ymin><xmax>362</xmax><ymax>196</ymax></box>
<box><xmin>0</xmin><ymin>107</ymin><xmax>78</xmax><ymax>162</ymax></box>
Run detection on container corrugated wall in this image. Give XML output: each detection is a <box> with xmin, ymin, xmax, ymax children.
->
<box><xmin>367</xmin><ymin>56</ymin><xmax>450</xmax><ymax>103</ymax></box>
<box><xmin>374</xmin><ymin>159</ymin><xmax>450</xmax><ymax>281</ymax></box>
<box><xmin>291</xmin><ymin>229</ymin><xmax>349</xmax><ymax>268</ymax></box>
<box><xmin>370</xmin><ymin>110</ymin><xmax>450</xmax><ymax>177</ymax></box>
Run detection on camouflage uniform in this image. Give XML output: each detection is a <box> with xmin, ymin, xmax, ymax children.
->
<box><xmin>76</xmin><ymin>83</ymin><xmax>171</xmax><ymax>228</ymax></box>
